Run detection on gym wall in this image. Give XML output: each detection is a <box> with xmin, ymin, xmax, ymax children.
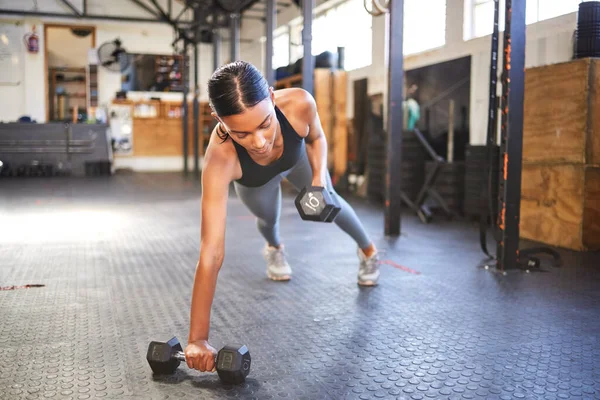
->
<box><xmin>0</xmin><ymin>20</ymin><xmax>44</xmax><ymax>123</ymax></box>
<box><xmin>237</xmin><ymin>0</ymin><xmax>578</xmax><ymax>146</ymax></box>
<box><xmin>0</xmin><ymin>0</ymin><xmax>580</xmax><ymax>145</ymax></box>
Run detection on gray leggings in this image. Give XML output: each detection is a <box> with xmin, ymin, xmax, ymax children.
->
<box><xmin>233</xmin><ymin>148</ymin><xmax>371</xmax><ymax>249</ymax></box>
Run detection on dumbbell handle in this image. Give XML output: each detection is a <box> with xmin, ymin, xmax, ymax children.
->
<box><xmin>173</xmin><ymin>351</ymin><xmax>219</xmax><ymax>366</ymax></box>
<box><xmin>172</xmin><ymin>350</ymin><xmax>219</xmax><ymax>372</ymax></box>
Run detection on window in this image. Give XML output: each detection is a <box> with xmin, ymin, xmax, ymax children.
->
<box><xmin>470</xmin><ymin>0</ymin><xmax>506</xmax><ymax>39</ymax></box>
<box><xmin>404</xmin><ymin>0</ymin><xmax>447</xmax><ymax>55</ymax></box>
<box><xmin>468</xmin><ymin>0</ymin><xmax>580</xmax><ymax>40</ymax></box>
<box><xmin>288</xmin><ymin>0</ymin><xmax>373</xmax><ymax>71</ymax></box>
<box><xmin>537</xmin><ymin>0</ymin><xmax>580</xmax><ymax>22</ymax></box>
<box><xmin>272</xmin><ymin>31</ymin><xmax>290</xmax><ymax>70</ymax></box>
<box><xmin>289</xmin><ymin>23</ymin><xmax>303</xmax><ymax>64</ymax></box>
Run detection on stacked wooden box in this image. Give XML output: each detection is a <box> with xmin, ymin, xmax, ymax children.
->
<box><xmin>275</xmin><ymin>69</ymin><xmax>348</xmax><ymax>181</ymax></box>
<box><xmin>521</xmin><ymin>58</ymin><xmax>600</xmax><ymax>251</ymax></box>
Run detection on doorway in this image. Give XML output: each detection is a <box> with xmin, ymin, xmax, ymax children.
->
<box><xmin>44</xmin><ymin>24</ymin><xmax>96</xmax><ymax>122</ymax></box>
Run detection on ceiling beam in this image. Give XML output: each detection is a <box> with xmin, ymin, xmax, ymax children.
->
<box><xmin>58</xmin><ymin>0</ymin><xmax>82</xmax><ymax>16</ymax></box>
<box><xmin>0</xmin><ymin>8</ymin><xmax>192</xmax><ymax>24</ymax></box>
<box><xmin>149</xmin><ymin>0</ymin><xmax>171</xmax><ymax>20</ymax></box>
<box><xmin>174</xmin><ymin>4</ymin><xmax>190</xmax><ymax>22</ymax></box>
<box><xmin>128</xmin><ymin>0</ymin><xmax>160</xmax><ymax>17</ymax></box>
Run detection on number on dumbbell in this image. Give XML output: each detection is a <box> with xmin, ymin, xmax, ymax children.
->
<box><xmin>295</xmin><ymin>186</ymin><xmax>341</xmax><ymax>223</ymax></box>
<box><xmin>304</xmin><ymin>192</ymin><xmax>321</xmax><ymax>213</ymax></box>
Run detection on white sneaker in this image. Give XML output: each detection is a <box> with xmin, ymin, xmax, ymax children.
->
<box><xmin>357</xmin><ymin>248</ymin><xmax>380</xmax><ymax>286</ymax></box>
<box><xmin>263</xmin><ymin>244</ymin><xmax>292</xmax><ymax>281</ymax></box>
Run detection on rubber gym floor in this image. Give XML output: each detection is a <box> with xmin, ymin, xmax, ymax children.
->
<box><xmin>1</xmin><ymin>172</ymin><xmax>599</xmax><ymax>400</ymax></box>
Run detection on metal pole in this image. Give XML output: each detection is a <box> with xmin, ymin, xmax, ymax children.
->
<box><xmin>182</xmin><ymin>44</ymin><xmax>189</xmax><ymax>176</ymax></box>
<box><xmin>265</xmin><ymin>0</ymin><xmax>276</xmax><ymax>86</ymax></box>
<box><xmin>192</xmin><ymin>8</ymin><xmax>201</xmax><ymax>178</ymax></box>
<box><xmin>230</xmin><ymin>13</ymin><xmax>240</xmax><ymax>61</ymax></box>
<box><xmin>302</xmin><ymin>0</ymin><xmax>314</xmax><ymax>95</ymax></box>
<box><xmin>287</xmin><ymin>24</ymin><xmax>293</xmax><ymax>65</ymax></box>
<box><xmin>497</xmin><ymin>0</ymin><xmax>526</xmax><ymax>270</ymax></box>
<box><xmin>193</xmin><ymin>41</ymin><xmax>200</xmax><ymax>178</ymax></box>
<box><xmin>384</xmin><ymin>0</ymin><xmax>405</xmax><ymax>236</ymax></box>
<box><xmin>129</xmin><ymin>0</ymin><xmax>159</xmax><ymax>18</ymax></box>
<box><xmin>59</xmin><ymin>0</ymin><xmax>82</xmax><ymax>16</ymax></box>
<box><xmin>213</xmin><ymin>12</ymin><xmax>221</xmax><ymax>70</ymax></box>
<box><xmin>213</xmin><ymin>31</ymin><xmax>221</xmax><ymax>70</ymax></box>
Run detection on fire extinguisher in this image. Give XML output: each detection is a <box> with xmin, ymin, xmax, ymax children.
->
<box><xmin>24</xmin><ymin>25</ymin><xmax>39</xmax><ymax>54</ymax></box>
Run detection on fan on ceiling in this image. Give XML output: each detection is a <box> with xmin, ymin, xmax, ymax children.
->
<box><xmin>97</xmin><ymin>38</ymin><xmax>131</xmax><ymax>73</ymax></box>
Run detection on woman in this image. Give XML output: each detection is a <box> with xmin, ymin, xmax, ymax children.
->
<box><xmin>184</xmin><ymin>61</ymin><xmax>380</xmax><ymax>372</ymax></box>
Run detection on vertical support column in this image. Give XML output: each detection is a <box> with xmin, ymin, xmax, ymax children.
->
<box><xmin>193</xmin><ymin>40</ymin><xmax>200</xmax><ymax>178</ymax></box>
<box><xmin>265</xmin><ymin>0</ymin><xmax>276</xmax><ymax>86</ymax></box>
<box><xmin>497</xmin><ymin>0</ymin><xmax>526</xmax><ymax>270</ymax></box>
<box><xmin>302</xmin><ymin>0</ymin><xmax>314</xmax><ymax>95</ymax></box>
<box><xmin>384</xmin><ymin>0</ymin><xmax>405</xmax><ymax>236</ymax></box>
<box><xmin>192</xmin><ymin>8</ymin><xmax>201</xmax><ymax>178</ymax></box>
<box><xmin>213</xmin><ymin>12</ymin><xmax>221</xmax><ymax>70</ymax></box>
<box><xmin>182</xmin><ymin>43</ymin><xmax>189</xmax><ymax>176</ymax></box>
<box><xmin>230</xmin><ymin>13</ymin><xmax>240</xmax><ymax>62</ymax></box>
<box><xmin>287</xmin><ymin>25</ymin><xmax>293</xmax><ymax>65</ymax></box>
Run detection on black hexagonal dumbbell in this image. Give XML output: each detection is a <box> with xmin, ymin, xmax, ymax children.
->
<box><xmin>146</xmin><ymin>337</ymin><xmax>251</xmax><ymax>385</ymax></box>
<box><xmin>294</xmin><ymin>186</ymin><xmax>342</xmax><ymax>222</ymax></box>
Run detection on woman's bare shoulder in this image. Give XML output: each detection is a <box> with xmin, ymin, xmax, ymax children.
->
<box><xmin>274</xmin><ymin>87</ymin><xmax>315</xmax><ymax>111</ymax></box>
<box><xmin>203</xmin><ymin>126</ymin><xmax>239</xmax><ymax>177</ymax></box>
<box><xmin>273</xmin><ymin>88</ymin><xmax>316</xmax><ymax>137</ymax></box>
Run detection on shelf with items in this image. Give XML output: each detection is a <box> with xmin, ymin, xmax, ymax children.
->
<box><xmin>49</xmin><ymin>67</ymin><xmax>88</xmax><ymax>122</ymax></box>
<box><xmin>154</xmin><ymin>55</ymin><xmax>184</xmax><ymax>92</ymax></box>
<box><xmin>87</xmin><ymin>64</ymin><xmax>98</xmax><ymax>109</ymax></box>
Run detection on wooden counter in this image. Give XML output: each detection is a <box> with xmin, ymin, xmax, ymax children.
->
<box><xmin>111</xmin><ymin>99</ymin><xmax>215</xmax><ymax>157</ymax></box>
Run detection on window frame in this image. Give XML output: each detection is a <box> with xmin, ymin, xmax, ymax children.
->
<box><xmin>286</xmin><ymin>0</ymin><xmax>374</xmax><ymax>71</ymax></box>
<box><xmin>466</xmin><ymin>0</ymin><xmax>580</xmax><ymax>40</ymax></box>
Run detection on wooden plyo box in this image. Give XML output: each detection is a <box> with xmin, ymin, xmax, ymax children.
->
<box><xmin>520</xmin><ymin>58</ymin><xmax>600</xmax><ymax>251</ymax></box>
<box><xmin>275</xmin><ymin>69</ymin><xmax>348</xmax><ymax>181</ymax></box>
<box><xmin>520</xmin><ymin>164</ymin><xmax>600</xmax><ymax>251</ymax></box>
<box><xmin>523</xmin><ymin>58</ymin><xmax>600</xmax><ymax>164</ymax></box>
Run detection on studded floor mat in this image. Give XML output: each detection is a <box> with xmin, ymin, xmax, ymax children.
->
<box><xmin>1</xmin><ymin>173</ymin><xmax>599</xmax><ymax>399</ymax></box>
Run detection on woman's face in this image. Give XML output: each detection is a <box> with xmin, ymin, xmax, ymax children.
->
<box><xmin>215</xmin><ymin>91</ymin><xmax>278</xmax><ymax>158</ymax></box>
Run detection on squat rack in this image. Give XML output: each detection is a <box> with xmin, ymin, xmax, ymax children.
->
<box><xmin>375</xmin><ymin>0</ymin><xmax>530</xmax><ymax>272</ymax></box>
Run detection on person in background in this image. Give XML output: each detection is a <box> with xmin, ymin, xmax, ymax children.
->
<box><xmin>403</xmin><ymin>80</ymin><xmax>420</xmax><ymax>131</ymax></box>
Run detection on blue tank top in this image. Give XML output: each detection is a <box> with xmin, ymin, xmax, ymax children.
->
<box><xmin>232</xmin><ymin>106</ymin><xmax>304</xmax><ymax>187</ymax></box>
